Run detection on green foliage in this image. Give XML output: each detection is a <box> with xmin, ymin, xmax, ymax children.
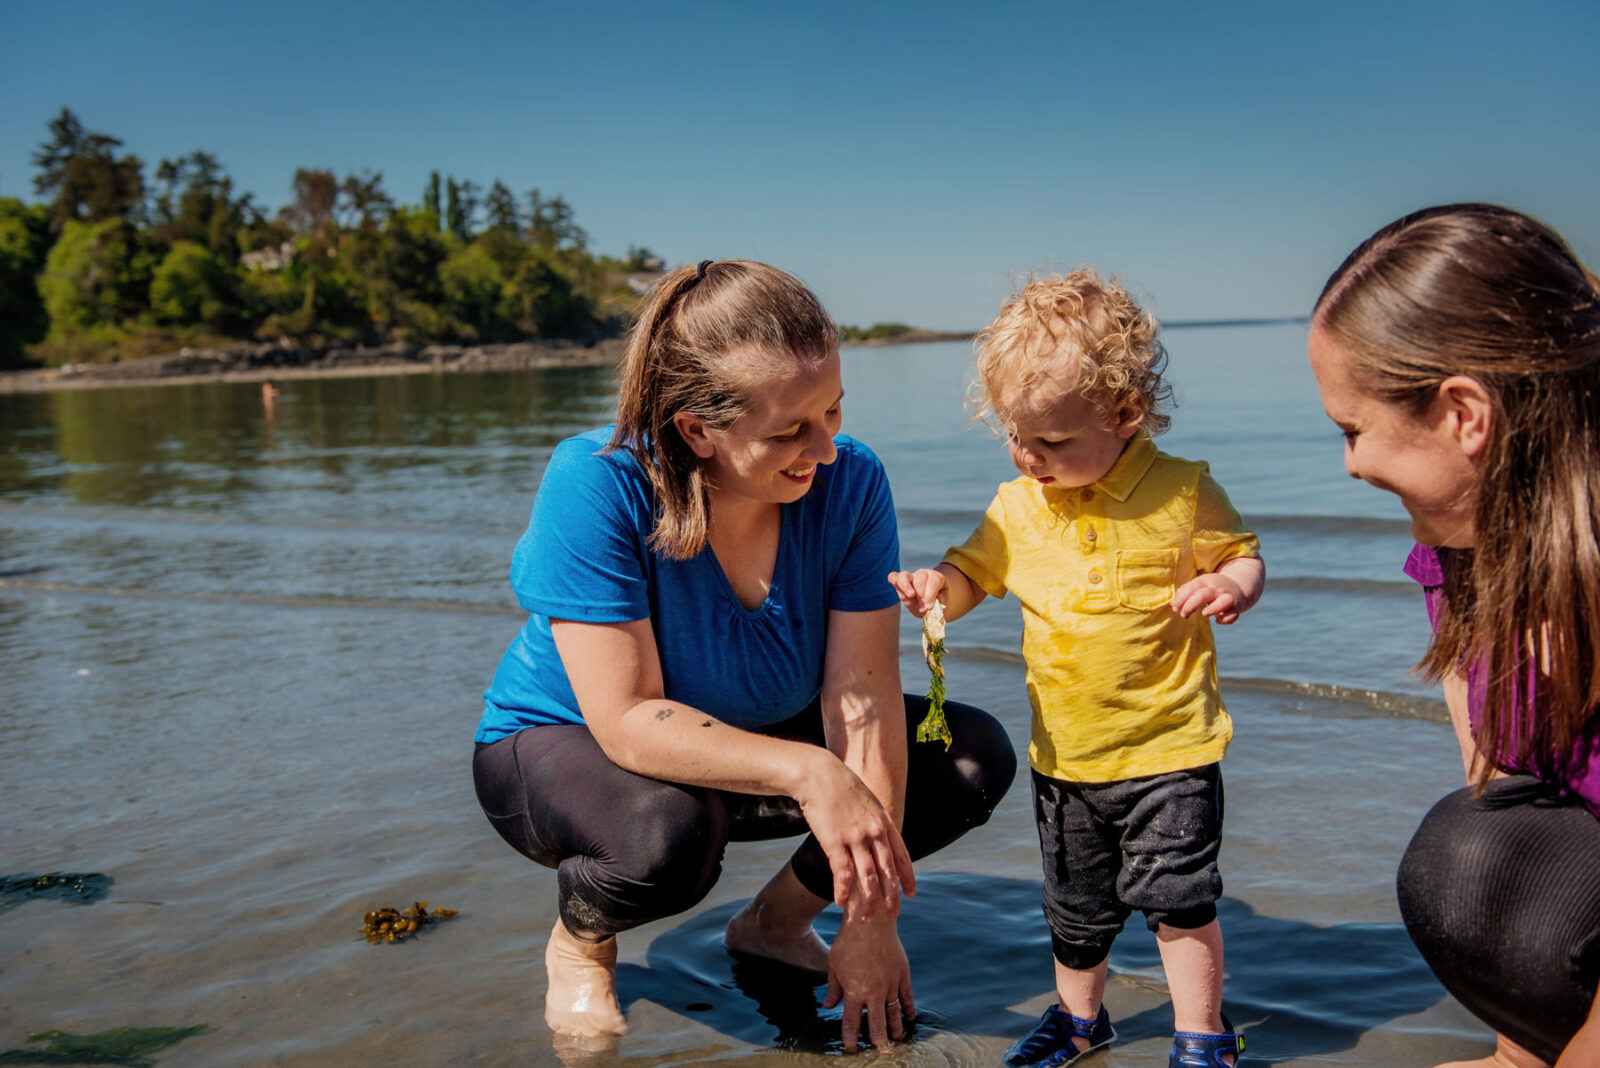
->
<box><xmin>0</xmin><ymin>199</ymin><xmax>51</xmax><ymax>366</ymax></box>
<box><xmin>150</xmin><ymin>241</ymin><xmax>235</xmax><ymax>327</ymax></box>
<box><xmin>440</xmin><ymin>242</ymin><xmax>508</xmax><ymax>341</ymax></box>
<box><xmin>13</xmin><ymin>109</ymin><xmax>640</xmax><ymax>365</ymax></box>
<box><xmin>38</xmin><ymin>218</ymin><xmax>154</xmax><ymax>336</ymax></box>
<box><xmin>841</xmin><ymin>322</ymin><xmax>913</xmax><ymax>341</ymax></box>
<box><xmin>422</xmin><ymin>171</ymin><xmax>441</xmax><ymax>225</ymax></box>
<box><xmin>31</xmin><ymin>108</ymin><xmax>145</xmax><ymax>230</ymax></box>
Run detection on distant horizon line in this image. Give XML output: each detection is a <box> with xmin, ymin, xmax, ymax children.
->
<box><xmin>907</xmin><ymin>314</ymin><xmax>1311</xmax><ymax>337</ymax></box>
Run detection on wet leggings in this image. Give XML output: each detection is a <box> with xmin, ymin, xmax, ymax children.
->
<box><xmin>473</xmin><ymin>695</ymin><xmax>1016</xmax><ymax>939</ymax></box>
<box><xmin>1396</xmin><ymin>776</ymin><xmax>1600</xmax><ymax>1063</ymax></box>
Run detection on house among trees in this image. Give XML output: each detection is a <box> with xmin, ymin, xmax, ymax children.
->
<box><xmin>240</xmin><ymin>241</ymin><xmax>296</xmax><ymax>271</ymax></box>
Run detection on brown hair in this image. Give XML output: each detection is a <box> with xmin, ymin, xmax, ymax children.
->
<box><xmin>607</xmin><ymin>259</ymin><xmax>840</xmax><ymax>559</ymax></box>
<box><xmin>1313</xmin><ymin>203</ymin><xmax>1600</xmax><ymax>786</ymax></box>
<box><xmin>971</xmin><ymin>268</ymin><xmax>1172</xmax><ymax>435</ymax></box>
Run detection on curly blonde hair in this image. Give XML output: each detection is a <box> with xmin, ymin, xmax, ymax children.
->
<box><xmin>971</xmin><ymin>269</ymin><xmax>1171</xmax><ymax>434</ymax></box>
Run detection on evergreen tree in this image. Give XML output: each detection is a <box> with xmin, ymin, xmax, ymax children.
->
<box><xmin>421</xmin><ymin>171</ymin><xmax>442</xmax><ymax>228</ymax></box>
<box><xmin>31</xmin><ymin>108</ymin><xmax>146</xmax><ymax>230</ymax></box>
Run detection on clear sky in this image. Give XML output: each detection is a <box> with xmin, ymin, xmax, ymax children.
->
<box><xmin>4</xmin><ymin>0</ymin><xmax>1597</xmax><ymax>330</ymax></box>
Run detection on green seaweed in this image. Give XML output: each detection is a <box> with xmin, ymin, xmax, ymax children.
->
<box><xmin>0</xmin><ymin>873</ymin><xmax>113</xmax><ymax>915</ymax></box>
<box><xmin>916</xmin><ymin>633</ymin><xmax>952</xmax><ymax>750</ymax></box>
<box><xmin>0</xmin><ymin>1025</ymin><xmax>209</xmax><ymax>1066</ymax></box>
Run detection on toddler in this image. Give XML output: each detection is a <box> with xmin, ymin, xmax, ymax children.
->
<box><xmin>889</xmin><ymin>270</ymin><xmax>1263</xmax><ymax>1067</ymax></box>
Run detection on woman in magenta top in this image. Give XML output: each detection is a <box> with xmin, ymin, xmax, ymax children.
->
<box><xmin>1309</xmin><ymin>204</ymin><xmax>1600</xmax><ymax>1067</ymax></box>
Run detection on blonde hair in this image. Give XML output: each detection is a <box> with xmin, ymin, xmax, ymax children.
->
<box><xmin>971</xmin><ymin>269</ymin><xmax>1171</xmax><ymax>434</ymax></box>
<box><xmin>608</xmin><ymin>259</ymin><xmax>839</xmax><ymax>560</ymax></box>
<box><xmin>1313</xmin><ymin>203</ymin><xmax>1600</xmax><ymax>788</ymax></box>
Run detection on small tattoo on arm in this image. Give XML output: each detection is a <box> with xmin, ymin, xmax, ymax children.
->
<box><xmin>655</xmin><ymin>707</ymin><xmax>674</xmax><ymax>721</ymax></box>
<box><xmin>701</xmin><ymin>719</ymin><xmax>714</xmax><ymax>728</ymax></box>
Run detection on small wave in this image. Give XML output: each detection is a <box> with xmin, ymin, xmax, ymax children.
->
<box><xmin>1265</xmin><ymin>576</ymin><xmax>1418</xmax><ymax>598</ymax></box>
<box><xmin>0</xmin><ymin>577</ymin><xmax>522</xmax><ymax>617</ymax></box>
<box><xmin>899</xmin><ymin>642</ymin><xmax>1445</xmax><ymax>722</ymax></box>
<box><xmin>1220</xmin><ymin>676</ymin><xmax>1447</xmax><ymax>722</ymax></box>
<box><xmin>0</xmin><ymin>502</ymin><xmax>523</xmax><ymax>542</ymax></box>
<box><xmin>1245</xmin><ymin>514</ymin><xmax>1413</xmax><ymax>537</ymax></box>
<box><xmin>896</xmin><ymin>506</ymin><xmax>987</xmax><ymax>525</ymax></box>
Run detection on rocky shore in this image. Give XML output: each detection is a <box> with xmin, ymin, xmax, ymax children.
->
<box><xmin>0</xmin><ymin>337</ymin><xmax>629</xmax><ymax>394</ymax></box>
<box><xmin>0</xmin><ymin>328</ymin><xmax>975</xmax><ymax>395</ymax></box>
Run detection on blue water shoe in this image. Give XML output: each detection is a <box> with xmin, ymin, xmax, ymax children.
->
<box><xmin>1168</xmin><ymin>1012</ymin><xmax>1245</xmax><ymax>1067</ymax></box>
<box><xmin>1002</xmin><ymin>1003</ymin><xmax>1115</xmax><ymax>1066</ymax></box>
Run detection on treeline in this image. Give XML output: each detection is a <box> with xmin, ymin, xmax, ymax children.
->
<box><xmin>840</xmin><ymin>322</ymin><xmax>912</xmax><ymax>341</ymax></box>
<box><xmin>0</xmin><ymin>109</ymin><xmax>660</xmax><ymax>369</ymax></box>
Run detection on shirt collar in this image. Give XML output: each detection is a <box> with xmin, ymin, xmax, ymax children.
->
<box><xmin>1094</xmin><ymin>430</ymin><xmax>1157</xmax><ymax>502</ymax></box>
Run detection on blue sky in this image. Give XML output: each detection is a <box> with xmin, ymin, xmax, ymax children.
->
<box><xmin>4</xmin><ymin>0</ymin><xmax>1597</xmax><ymax>330</ymax></box>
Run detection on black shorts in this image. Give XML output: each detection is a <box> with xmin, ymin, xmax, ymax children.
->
<box><xmin>1032</xmin><ymin>763</ymin><xmax>1224</xmax><ymax>970</ymax></box>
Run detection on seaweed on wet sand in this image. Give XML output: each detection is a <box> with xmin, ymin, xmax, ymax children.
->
<box><xmin>360</xmin><ymin>901</ymin><xmax>458</xmax><ymax>944</ymax></box>
<box><xmin>0</xmin><ymin>872</ymin><xmax>113</xmax><ymax>914</ymax></box>
<box><xmin>0</xmin><ymin>1024</ymin><xmax>209</xmax><ymax>1066</ymax></box>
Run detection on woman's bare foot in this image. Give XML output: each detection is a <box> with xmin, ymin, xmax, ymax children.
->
<box><xmin>724</xmin><ymin>898</ymin><xmax>830</xmax><ymax>975</ymax></box>
<box><xmin>544</xmin><ymin>919</ymin><xmax>627</xmax><ymax>1037</ymax></box>
<box><xmin>1435</xmin><ymin>1033</ymin><xmax>1550</xmax><ymax>1068</ymax></box>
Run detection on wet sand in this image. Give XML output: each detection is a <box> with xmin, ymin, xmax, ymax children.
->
<box><xmin>0</xmin><ymin>603</ymin><xmax>1492</xmax><ymax>1065</ymax></box>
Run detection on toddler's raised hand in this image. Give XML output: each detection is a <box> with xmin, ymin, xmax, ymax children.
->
<box><xmin>887</xmin><ymin>568</ymin><xmax>946</xmax><ymax>617</ymax></box>
<box><xmin>1172</xmin><ymin>573</ymin><xmax>1246</xmax><ymax>624</ymax></box>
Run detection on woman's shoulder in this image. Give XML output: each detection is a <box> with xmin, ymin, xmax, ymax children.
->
<box><xmin>819</xmin><ymin>434</ymin><xmax>887</xmax><ymax>485</ymax></box>
<box><xmin>546</xmin><ymin>426</ymin><xmax>645</xmax><ymax>483</ymax></box>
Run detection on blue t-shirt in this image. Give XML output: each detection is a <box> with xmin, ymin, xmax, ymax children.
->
<box><xmin>477</xmin><ymin>427</ymin><xmax>901</xmax><ymax>742</ymax></box>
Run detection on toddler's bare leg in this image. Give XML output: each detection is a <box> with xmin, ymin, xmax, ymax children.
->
<box><xmin>1157</xmin><ymin>920</ymin><xmax>1231</xmax><ymax>1062</ymax></box>
<box><xmin>1051</xmin><ymin>956</ymin><xmax>1109</xmax><ymax>1054</ymax></box>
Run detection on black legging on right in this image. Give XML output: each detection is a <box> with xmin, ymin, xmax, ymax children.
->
<box><xmin>1396</xmin><ymin>775</ymin><xmax>1600</xmax><ymax>1062</ymax></box>
<box><xmin>473</xmin><ymin>695</ymin><xmax>1016</xmax><ymax>941</ymax></box>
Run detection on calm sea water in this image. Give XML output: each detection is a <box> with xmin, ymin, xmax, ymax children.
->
<box><xmin>0</xmin><ymin>329</ymin><xmax>1494</xmax><ymax>1065</ymax></box>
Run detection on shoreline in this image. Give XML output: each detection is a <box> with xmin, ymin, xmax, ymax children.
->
<box><xmin>0</xmin><ymin>338</ymin><xmax>629</xmax><ymax>395</ymax></box>
<box><xmin>0</xmin><ymin>331</ymin><xmax>977</xmax><ymax>395</ymax></box>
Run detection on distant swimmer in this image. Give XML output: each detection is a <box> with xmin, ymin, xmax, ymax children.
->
<box><xmin>261</xmin><ymin>380</ymin><xmax>280</xmax><ymax>417</ymax></box>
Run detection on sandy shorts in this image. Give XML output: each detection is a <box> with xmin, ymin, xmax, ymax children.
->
<box><xmin>1031</xmin><ymin>763</ymin><xmax>1224</xmax><ymax>970</ymax></box>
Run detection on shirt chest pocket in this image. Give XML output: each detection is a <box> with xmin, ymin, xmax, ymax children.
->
<box><xmin>1114</xmin><ymin>548</ymin><xmax>1179</xmax><ymax>611</ymax></box>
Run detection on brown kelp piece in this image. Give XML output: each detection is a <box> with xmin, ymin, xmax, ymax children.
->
<box><xmin>360</xmin><ymin>900</ymin><xmax>459</xmax><ymax>944</ymax></box>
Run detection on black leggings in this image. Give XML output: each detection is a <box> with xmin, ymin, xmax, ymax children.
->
<box><xmin>1396</xmin><ymin>776</ymin><xmax>1600</xmax><ymax>1062</ymax></box>
<box><xmin>473</xmin><ymin>695</ymin><xmax>1016</xmax><ymax>939</ymax></box>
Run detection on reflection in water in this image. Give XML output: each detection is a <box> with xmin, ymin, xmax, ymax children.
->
<box><xmin>0</xmin><ymin>366</ymin><xmax>619</xmax><ymax>512</ymax></box>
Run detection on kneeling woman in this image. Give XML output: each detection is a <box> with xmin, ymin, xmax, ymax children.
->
<box><xmin>473</xmin><ymin>260</ymin><xmax>1016</xmax><ymax>1053</ymax></box>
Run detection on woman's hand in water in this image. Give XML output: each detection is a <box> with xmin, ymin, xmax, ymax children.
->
<box><xmin>794</xmin><ymin>753</ymin><xmax>915</xmax><ymax>918</ymax></box>
<box><xmin>824</xmin><ymin>903</ymin><xmax>915</xmax><ymax>1052</ymax></box>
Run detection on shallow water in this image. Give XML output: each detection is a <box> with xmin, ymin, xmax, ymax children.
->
<box><xmin>0</xmin><ymin>332</ymin><xmax>1496</xmax><ymax>1064</ymax></box>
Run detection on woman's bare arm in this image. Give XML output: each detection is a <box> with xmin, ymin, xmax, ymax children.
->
<box><xmin>551</xmin><ymin>616</ymin><xmax>910</xmax><ymax>913</ymax></box>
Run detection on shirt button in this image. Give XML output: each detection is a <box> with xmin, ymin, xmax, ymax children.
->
<box><xmin>1081</xmin><ymin>489</ymin><xmax>1094</xmax><ymax>502</ymax></box>
<box><xmin>1085</xmin><ymin>528</ymin><xmax>1098</xmax><ymax>542</ymax></box>
<box><xmin>1088</xmin><ymin>570</ymin><xmax>1103</xmax><ymax>584</ymax></box>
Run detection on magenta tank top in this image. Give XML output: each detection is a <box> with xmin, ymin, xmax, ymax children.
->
<box><xmin>1404</xmin><ymin>543</ymin><xmax>1600</xmax><ymax>819</ymax></box>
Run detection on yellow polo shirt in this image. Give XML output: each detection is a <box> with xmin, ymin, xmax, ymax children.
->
<box><xmin>944</xmin><ymin>432</ymin><xmax>1258</xmax><ymax>783</ymax></box>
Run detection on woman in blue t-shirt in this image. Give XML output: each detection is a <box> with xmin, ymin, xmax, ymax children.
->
<box><xmin>474</xmin><ymin>259</ymin><xmax>1016</xmax><ymax>1052</ymax></box>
